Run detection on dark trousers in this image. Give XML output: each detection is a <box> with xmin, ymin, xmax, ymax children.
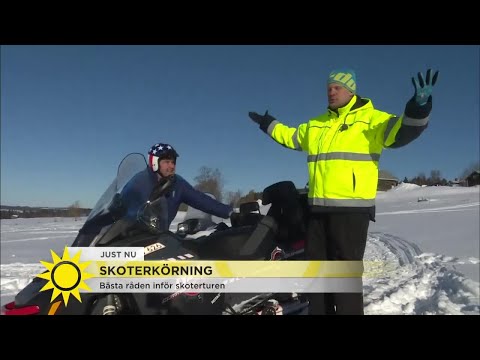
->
<box><xmin>305</xmin><ymin>212</ymin><xmax>370</xmax><ymax>315</ymax></box>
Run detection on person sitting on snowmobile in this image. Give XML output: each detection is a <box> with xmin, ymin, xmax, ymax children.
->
<box><xmin>120</xmin><ymin>142</ymin><xmax>234</xmax><ymax>232</ymax></box>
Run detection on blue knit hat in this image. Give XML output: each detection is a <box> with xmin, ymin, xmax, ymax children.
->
<box><xmin>328</xmin><ymin>68</ymin><xmax>357</xmax><ymax>94</ymax></box>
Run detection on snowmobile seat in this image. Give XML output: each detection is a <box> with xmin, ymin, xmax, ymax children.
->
<box><xmin>230</xmin><ymin>201</ymin><xmax>264</xmax><ymax>227</ymax></box>
<box><xmin>238</xmin><ymin>215</ymin><xmax>277</xmax><ymax>258</ymax></box>
<box><xmin>182</xmin><ymin>216</ymin><xmax>277</xmax><ymax>260</ymax></box>
<box><xmin>262</xmin><ymin>181</ymin><xmax>307</xmax><ymax>247</ymax></box>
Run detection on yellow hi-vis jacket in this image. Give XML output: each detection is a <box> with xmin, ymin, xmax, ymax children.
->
<box><xmin>267</xmin><ymin>96</ymin><xmax>429</xmax><ymax>209</ymax></box>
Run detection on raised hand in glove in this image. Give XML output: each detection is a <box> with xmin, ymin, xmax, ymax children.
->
<box><xmin>248</xmin><ymin>110</ymin><xmax>276</xmax><ymax>132</ymax></box>
<box><xmin>412</xmin><ymin>69</ymin><xmax>439</xmax><ymax>106</ymax></box>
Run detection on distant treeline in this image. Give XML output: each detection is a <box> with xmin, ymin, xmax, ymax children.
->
<box><xmin>0</xmin><ymin>205</ymin><xmax>91</xmax><ymax>219</ymax></box>
<box><xmin>403</xmin><ymin>172</ymin><xmax>450</xmax><ymax>187</ymax></box>
<box><xmin>4</xmin><ymin>162</ymin><xmax>478</xmax><ymax>219</ymax></box>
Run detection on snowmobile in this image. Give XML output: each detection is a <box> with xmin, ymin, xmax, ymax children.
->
<box><xmin>2</xmin><ymin>153</ymin><xmax>310</xmax><ymax>315</ymax></box>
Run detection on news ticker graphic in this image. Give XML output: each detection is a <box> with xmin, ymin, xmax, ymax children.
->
<box><xmin>86</xmin><ymin>278</ymin><xmax>363</xmax><ymax>294</ymax></box>
<box><xmin>68</xmin><ymin>247</ymin><xmax>145</xmax><ymax>261</ymax></box>
<box><xmin>37</xmin><ymin>247</ymin><xmax>386</xmax><ymax>305</ymax></box>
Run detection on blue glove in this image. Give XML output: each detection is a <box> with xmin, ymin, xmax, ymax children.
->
<box><xmin>412</xmin><ymin>69</ymin><xmax>439</xmax><ymax>106</ymax></box>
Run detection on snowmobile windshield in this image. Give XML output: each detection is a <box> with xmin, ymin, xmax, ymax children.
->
<box><xmin>78</xmin><ymin>152</ymin><xmax>172</xmax><ymax>247</ymax></box>
<box><xmin>86</xmin><ymin>153</ymin><xmax>155</xmax><ymax>223</ymax></box>
<box><xmin>74</xmin><ymin>153</ymin><xmax>173</xmax><ymax>247</ymax></box>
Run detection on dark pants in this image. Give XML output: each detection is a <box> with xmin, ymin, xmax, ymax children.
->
<box><xmin>305</xmin><ymin>212</ymin><xmax>370</xmax><ymax>315</ymax></box>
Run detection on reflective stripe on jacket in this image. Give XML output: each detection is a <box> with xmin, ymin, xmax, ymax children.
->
<box><xmin>268</xmin><ymin>96</ymin><xmax>428</xmax><ymax>209</ymax></box>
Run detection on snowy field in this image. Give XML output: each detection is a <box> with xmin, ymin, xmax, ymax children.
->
<box><xmin>1</xmin><ymin>184</ymin><xmax>479</xmax><ymax>315</ymax></box>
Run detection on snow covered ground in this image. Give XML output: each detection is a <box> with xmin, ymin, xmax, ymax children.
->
<box><xmin>1</xmin><ymin>184</ymin><xmax>479</xmax><ymax>315</ymax></box>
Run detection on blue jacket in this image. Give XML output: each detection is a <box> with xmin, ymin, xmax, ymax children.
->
<box><xmin>120</xmin><ymin>168</ymin><xmax>232</xmax><ymax>230</ymax></box>
<box><xmin>164</xmin><ymin>173</ymin><xmax>233</xmax><ymax>226</ymax></box>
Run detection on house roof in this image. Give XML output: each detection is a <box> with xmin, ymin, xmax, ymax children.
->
<box><xmin>378</xmin><ymin>170</ymin><xmax>398</xmax><ymax>181</ymax></box>
<box><xmin>466</xmin><ymin>170</ymin><xmax>480</xmax><ymax>179</ymax></box>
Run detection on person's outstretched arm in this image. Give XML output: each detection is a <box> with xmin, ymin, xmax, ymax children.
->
<box><xmin>248</xmin><ymin>110</ymin><xmax>308</xmax><ymax>151</ymax></box>
<box><xmin>180</xmin><ymin>177</ymin><xmax>233</xmax><ymax>219</ymax></box>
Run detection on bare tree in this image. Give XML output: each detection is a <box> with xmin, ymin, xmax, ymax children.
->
<box><xmin>430</xmin><ymin>170</ymin><xmax>442</xmax><ymax>184</ymax></box>
<box><xmin>242</xmin><ymin>190</ymin><xmax>259</xmax><ymax>203</ymax></box>
<box><xmin>193</xmin><ymin>166</ymin><xmax>225</xmax><ymax>202</ymax></box>
<box><xmin>225</xmin><ymin>190</ymin><xmax>243</xmax><ymax>207</ymax></box>
<box><xmin>460</xmin><ymin>161</ymin><xmax>480</xmax><ymax>179</ymax></box>
<box><xmin>411</xmin><ymin>172</ymin><xmax>427</xmax><ymax>186</ymax></box>
<box><xmin>418</xmin><ymin>172</ymin><xmax>427</xmax><ymax>185</ymax></box>
<box><xmin>68</xmin><ymin>200</ymin><xmax>82</xmax><ymax>220</ymax></box>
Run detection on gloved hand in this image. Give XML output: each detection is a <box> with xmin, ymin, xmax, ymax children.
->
<box><xmin>248</xmin><ymin>110</ymin><xmax>276</xmax><ymax>132</ymax></box>
<box><xmin>249</xmin><ymin>110</ymin><xmax>275</xmax><ymax>124</ymax></box>
<box><xmin>412</xmin><ymin>69</ymin><xmax>439</xmax><ymax>106</ymax></box>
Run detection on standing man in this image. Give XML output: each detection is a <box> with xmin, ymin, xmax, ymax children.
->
<box><xmin>248</xmin><ymin>68</ymin><xmax>438</xmax><ymax>314</ymax></box>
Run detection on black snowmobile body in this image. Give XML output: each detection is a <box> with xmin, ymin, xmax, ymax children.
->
<box><xmin>3</xmin><ymin>153</ymin><xmax>310</xmax><ymax>315</ymax></box>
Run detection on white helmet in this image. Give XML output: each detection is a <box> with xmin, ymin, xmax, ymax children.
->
<box><xmin>147</xmin><ymin>143</ymin><xmax>179</xmax><ymax>172</ymax></box>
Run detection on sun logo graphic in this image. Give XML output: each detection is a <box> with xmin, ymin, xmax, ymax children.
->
<box><xmin>36</xmin><ymin>247</ymin><xmax>93</xmax><ymax>306</ymax></box>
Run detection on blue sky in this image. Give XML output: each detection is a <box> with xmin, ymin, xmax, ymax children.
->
<box><xmin>1</xmin><ymin>45</ymin><xmax>479</xmax><ymax>208</ymax></box>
